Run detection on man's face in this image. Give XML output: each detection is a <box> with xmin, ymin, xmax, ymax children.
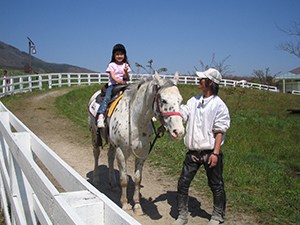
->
<box><xmin>198</xmin><ymin>78</ymin><xmax>212</xmax><ymax>91</ymax></box>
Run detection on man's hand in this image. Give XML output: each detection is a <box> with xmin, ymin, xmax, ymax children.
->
<box><xmin>208</xmin><ymin>154</ymin><xmax>218</xmax><ymax>168</ymax></box>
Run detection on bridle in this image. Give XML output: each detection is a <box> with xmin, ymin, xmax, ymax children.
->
<box><xmin>149</xmin><ymin>85</ymin><xmax>182</xmax><ymax>154</ymax></box>
<box><xmin>153</xmin><ymin>85</ymin><xmax>182</xmax><ymax>126</ymax></box>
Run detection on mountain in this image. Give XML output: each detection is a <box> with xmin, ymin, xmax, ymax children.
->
<box><xmin>0</xmin><ymin>41</ymin><xmax>96</xmax><ymax>73</ymax></box>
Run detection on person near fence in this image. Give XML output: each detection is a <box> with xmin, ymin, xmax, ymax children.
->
<box><xmin>2</xmin><ymin>70</ymin><xmax>10</xmax><ymax>84</ymax></box>
<box><xmin>2</xmin><ymin>70</ymin><xmax>10</xmax><ymax>92</ymax></box>
<box><xmin>97</xmin><ymin>44</ymin><xmax>131</xmax><ymax>128</ymax></box>
<box><xmin>173</xmin><ymin>68</ymin><xmax>230</xmax><ymax>225</ymax></box>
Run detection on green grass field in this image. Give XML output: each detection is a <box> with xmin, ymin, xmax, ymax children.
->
<box><xmin>1</xmin><ymin>83</ymin><xmax>300</xmax><ymax>224</ymax></box>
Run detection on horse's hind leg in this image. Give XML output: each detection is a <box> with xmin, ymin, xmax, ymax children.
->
<box><xmin>91</xmin><ymin>128</ymin><xmax>101</xmax><ymax>185</ymax></box>
<box><xmin>108</xmin><ymin>145</ymin><xmax>119</xmax><ymax>192</ymax></box>
<box><xmin>133</xmin><ymin>157</ymin><xmax>146</xmax><ymax>215</ymax></box>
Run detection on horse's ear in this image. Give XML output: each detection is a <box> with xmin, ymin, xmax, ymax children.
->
<box><xmin>154</xmin><ymin>70</ymin><xmax>163</xmax><ymax>85</ymax></box>
<box><xmin>174</xmin><ymin>71</ymin><xmax>179</xmax><ymax>85</ymax></box>
<box><xmin>154</xmin><ymin>70</ymin><xmax>160</xmax><ymax>80</ymax></box>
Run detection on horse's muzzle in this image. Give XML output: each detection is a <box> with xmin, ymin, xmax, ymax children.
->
<box><xmin>169</xmin><ymin>127</ymin><xmax>184</xmax><ymax>141</ymax></box>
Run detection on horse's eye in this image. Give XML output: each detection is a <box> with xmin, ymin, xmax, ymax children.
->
<box><xmin>162</xmin><ymin>99</ymin><xmax>167</xmax><ymax>104</ymax></box>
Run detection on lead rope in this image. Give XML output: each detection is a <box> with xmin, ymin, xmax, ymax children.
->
<box><xmin>149</xmin><ymin>120</ymin><xmax>165</xmax><ymax>154</ymax></box>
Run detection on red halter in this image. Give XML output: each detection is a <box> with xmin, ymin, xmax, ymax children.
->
<box><xmin>154</xmin><ymin>85</ymin><xmax>182</xmax><ymax>125</ymax></box>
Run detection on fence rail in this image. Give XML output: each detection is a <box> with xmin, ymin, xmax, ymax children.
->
<box><xmin>0</xmin><ymin>92</ymin><xmax>140</xmax><ymax>223</ymax></box>
<box><xmin>0</xmin><ymin>73</ymin><xmax>280</xmax><ymax>98</ymax></box>
<box><xmin>292</xmin><ymin>90</ymin><xmax>300</xmax><ymax>95</ymax></box>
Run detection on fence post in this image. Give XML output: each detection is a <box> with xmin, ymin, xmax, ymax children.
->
<box><xmin>48</xmin><ymin>75</ymin><xmax>52</xmax><ymax>89</ymax></box>
<box><xmin>58</xmin><ymin>74</ymin><xmax>62</xmax><ymax>88</ymax></box>
<box><xmin>78</xmin><ymin>74</ymin><xmax>81</xmax><ymax>86</ymax></box>
<box><xmin>19</xmin><ymin>77</ymin><xmax>23</xmax><ymax>93</ymax></box>
<box><xmin>68</xmin><ymin>74</ymin><xmax>71</xmax><ymax>87</ymax></box>
<box><xmin>28</xmin><ymin>76</ymin><xmax>32</xmax><ymax>92</ymax></box>
<box><xmin>10</xmin><ymin>78</ymin><xmax>14</xmax><ymax>95</ymax></box>
<box><xmin>38</xmin><ymin>75</ymin><xmax>42</xmax><ymax>90</ymax></box>
<box><xmin>2</xmin><ymin>80</ymin><xmax>6</xmax><ymax>94</ymax></box>
<box><xmin>87</xmin><ymin>74</ymin><xmax>91</xmax><ymax>86</ymax></box>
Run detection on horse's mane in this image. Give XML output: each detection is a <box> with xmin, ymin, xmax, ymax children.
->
<box><xmin>125</xmin><ymin>75</ymin><xmax>177</xmax><ymax>99</ymax></box>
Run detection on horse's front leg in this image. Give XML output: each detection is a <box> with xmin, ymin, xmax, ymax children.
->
<box><xmin>115</xmin><ymin>147</ymin><xmax>131</xmax><ymax>211</ymax></box>
<box><xmin>133</xmin><ymin>157</ymin><xmax>146</xmax><ymax>215</ymax></box>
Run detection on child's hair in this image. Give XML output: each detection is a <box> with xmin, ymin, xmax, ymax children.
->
<box><xmin>205</xmin><ymin>78</ymin><xmax>219</xmax><ymax>95</ymax></box>
<box><xmin>110</xmin><ymin>44</ymin><xmax>128</xmax><ymax>63</ymax></box>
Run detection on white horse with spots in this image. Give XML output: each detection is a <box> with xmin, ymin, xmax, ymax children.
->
<box><xmin>88</xmin><ymin>72</ymin><xmax>184</xmax><ymax>215</ymax></box>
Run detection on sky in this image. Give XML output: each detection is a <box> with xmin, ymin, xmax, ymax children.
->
<box><xmin>1</xmin><ymin>0</ymin><xmax>300</xmax><ymax>77</ymax></box>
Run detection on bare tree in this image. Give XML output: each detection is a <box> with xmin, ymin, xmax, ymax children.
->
<box><xmin>194</xmin><ymin>53</ymin><xmax>234</xmax><ymax>77</ymax></box>
<box><xmin>135</xmin><ymin>59</ymin><xmax>167</xmax><ymax>74</ymax></box>
<box><xmin>276</xmin><ymin>20</ymin><xmax>300</xmax><ymax>59</ymax></box>
<box><xmin>252</xmin><ymin>67</ymin><xmax>281</xmax><ymax>85</ymax></box>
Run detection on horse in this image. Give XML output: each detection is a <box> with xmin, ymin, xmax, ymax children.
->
<box><xmin>88</xmin><ymin>71</ymin><xmax>184</xmax><ymax>215</ymax></box>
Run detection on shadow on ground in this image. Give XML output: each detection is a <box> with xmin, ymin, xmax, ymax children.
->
<box><xmin>86</xmin><ymin>165</ymin><xmax>211</xmax><ymax>221</ymax></box>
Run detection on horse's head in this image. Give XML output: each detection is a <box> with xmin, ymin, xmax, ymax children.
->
<box><xmin>153</xmin><ymin>71</ymin><xmax>184</xmax><ymax>141</ymax></box>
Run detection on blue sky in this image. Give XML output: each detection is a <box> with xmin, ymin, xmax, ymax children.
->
<box><xmin>1</xmin><ymin>0</ymin><xmax>300</xmax><ymax>77</ymax></box>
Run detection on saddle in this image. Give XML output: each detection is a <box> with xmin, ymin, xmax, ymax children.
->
<box><xmin>92</xmin><ymin>83</ymin><xmax>130</xmax><ymax>146</ymax></box>
<box><xmin>96</xmin><ymin>83</ymin><xmax>129</xmax><ymax>110</ymax></box>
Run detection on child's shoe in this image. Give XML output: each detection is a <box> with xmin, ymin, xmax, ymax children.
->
<box><xmin>97</xmin><ymin>114</ymin><xmax>105</xmax><ymax>128</ymax></box>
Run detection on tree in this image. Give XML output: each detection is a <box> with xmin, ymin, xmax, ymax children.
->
<box><xmin>135</xmin><ymin>59</ymin><xmax>167</xmax><ymax>74</ymax></box>
<box><xmin>194</xmin><ymin>53</ymin><xmax>234</xmax><ymax>77</ymax></box>
<box><xmin>276</xmin><ymin>20</ymin><xmax>300</xmax><ymax>59</ymax></box>
<box><xmin>252</xmin><ymin>67</ymin><xmax>281</xmax><ymax>86</ymax></box>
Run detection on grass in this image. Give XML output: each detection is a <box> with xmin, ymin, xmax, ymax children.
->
<box><xmin>1</xmin><ymin>83</ymin><xmax>300</xmax><ymax>224</ymax></box>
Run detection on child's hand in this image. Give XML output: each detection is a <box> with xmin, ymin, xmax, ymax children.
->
<box><xmin>124</xmin><ymin>63</ymin><xmax>130</xmax><ymax>72</ymax></box>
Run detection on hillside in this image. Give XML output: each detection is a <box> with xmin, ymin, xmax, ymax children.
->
<box><xmin>0</xmin><ymin>41</ymin><xmax>96</xmax><ymax>73</ymax></box>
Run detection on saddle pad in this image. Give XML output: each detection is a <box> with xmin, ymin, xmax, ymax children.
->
<box><xmin>88</xmin><ymin>99</ymin><xmax>100</xmax><ymax>118</ymax></box>
<box><xmin>108</xmin><ymin>94</ymin><xmax>123</xmax><ymax>117</ymax></box>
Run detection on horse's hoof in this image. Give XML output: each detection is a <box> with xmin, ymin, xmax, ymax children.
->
<box><xmin>122</xmin><ymin>203</ymin><xmax>132</xmax><ymax>211</ymax></box>
<box><xmin>111</xmin><ymin>186</ymin><xmax>120</xmax><ymax>193</ymax></box>
<box><xmin>133</xmin><ymin>204</ymin><xmax>144</xmax><ymax>216</ymax></box>
<box><xmin>93</xmin><ymin>177</ymin><xmax>100</xmax><ymax>186</ymax></box>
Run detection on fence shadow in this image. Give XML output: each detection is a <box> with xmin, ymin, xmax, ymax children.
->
<box><xmin>86</xmin><ymin>166</ymin><xmax>211</xmax><ymax>221</ymax></box>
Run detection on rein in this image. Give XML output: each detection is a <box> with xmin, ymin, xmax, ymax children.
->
<box><xmin>149</xmin><ymin>121</ymin><xmax>165</xmax><ymax>154</ymax></box>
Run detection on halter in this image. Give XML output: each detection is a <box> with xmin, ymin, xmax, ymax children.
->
<box><xmin>148</xmin><ymin>85</ymin><xmax>182</xmax><ymax>154</ymax></box>
<box><xmin>153</xmin><ymin>85</ymin><xmax>182</xmax><ymax>126</ymax></box>
<box><xmin>131</xmin><ymin>84</ymin><xmax>183</xmax><ymax>157</ymax></box>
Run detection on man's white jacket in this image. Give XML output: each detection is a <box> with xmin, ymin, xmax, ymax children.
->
<box><xmin>180</xmin><ymin>94</ymin><xmax>230</xmax><ymax>151</ymax></box>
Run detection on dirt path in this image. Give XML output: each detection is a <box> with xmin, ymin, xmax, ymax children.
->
<box><xmin>7</xmin><ymin>88</ymin><xmax>258</xmax><ymax>225</ymax></box>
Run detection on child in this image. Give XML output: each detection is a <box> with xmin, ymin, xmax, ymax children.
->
<box><xmin>97</xmin><ymin>44</ymin><xmax>131</xmax><ymax>128</ymax></box>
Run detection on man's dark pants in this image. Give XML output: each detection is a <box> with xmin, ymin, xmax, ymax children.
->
<box><xmin>176</xmin><ymin>150</ymin><xmax>226</xmax><ymax>222</ymax></box>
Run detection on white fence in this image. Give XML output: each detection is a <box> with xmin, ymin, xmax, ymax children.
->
<box><xmin>0</xmin><ymin>102</ymin><xmax>140</xmax><ymax>225</ymax></box>
<box><xmin>292</xmin><ymin>90</ymin><xmax>300</xmax><ymax>95</ymax></box>
<box><xmin>0</xmin><ymin>73</ymin><xmax>279</xmax><ymax>97</ymax></box>
<box><xmin>0</xmin><ymin>73</ymin><xmax>142</xmax><ymax>224</ymax></box>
